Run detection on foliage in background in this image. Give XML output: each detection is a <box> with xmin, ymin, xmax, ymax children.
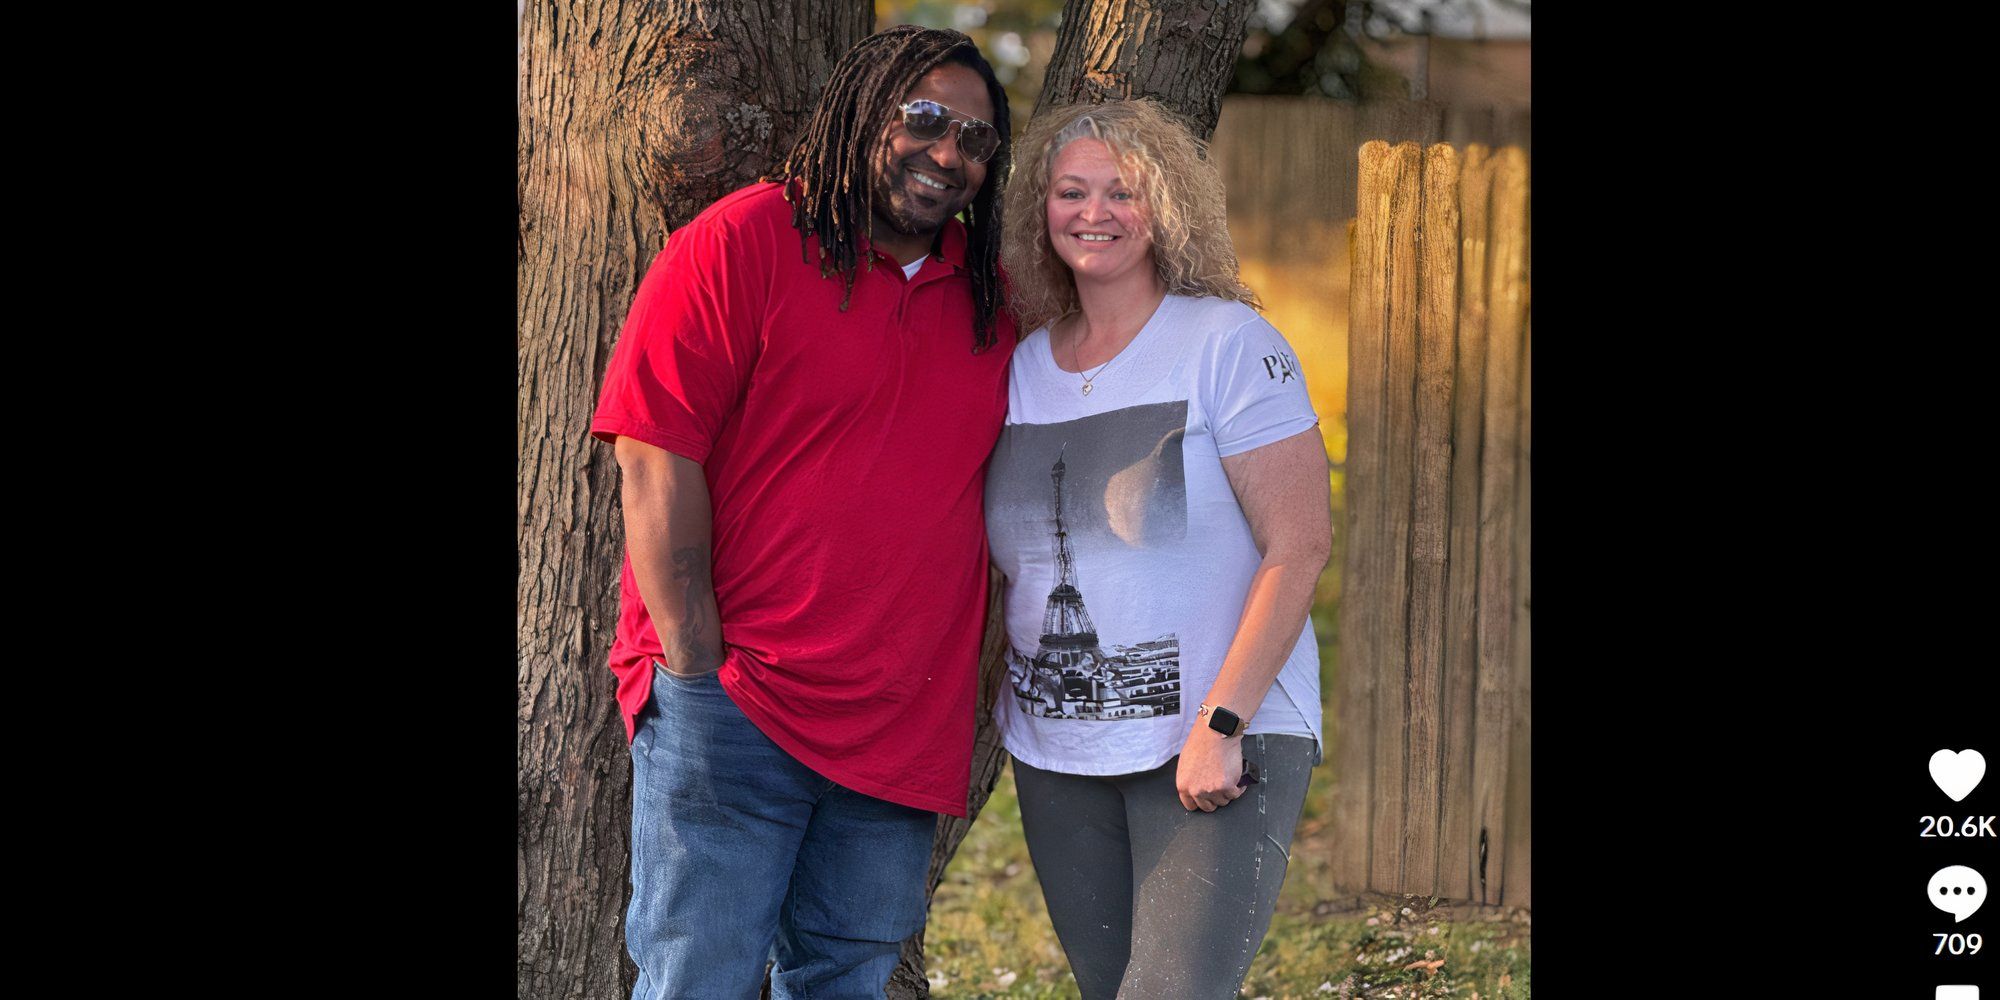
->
<box><xmin>1236</xmin><ymin>0</ymin><xmax>1522</xmax><ymax>99</ymax></box>
<box><xmin>875</xmin><ymin>0</ymin><xmax>1531</xmax><ymax>124</ymax></box>
<box><xmin>875</xmin><ymin>0</ymin><xmax>1066</xmax><ymax>136</ymax></box>
<box><xmin>1236</xmin><ymin>0</ymin><xmax>1368</xmax><ymax>99</ymax></box>
<box><xmin>872</xmin><ymin>0</ymin><xmax>1528</xmax><ymax>118</ymax></box>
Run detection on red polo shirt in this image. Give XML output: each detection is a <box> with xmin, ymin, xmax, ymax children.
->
<box><xmin>590</xmin><ymin>181</ymin><xmax>1013</xmax><ymax>817</ymax></box>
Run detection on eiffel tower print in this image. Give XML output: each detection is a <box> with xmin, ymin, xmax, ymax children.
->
<box><xmin>1009</xmin><ymin>445</ymin><xmax>1180</xmax><ymax>721</ymax></box>
<box><xmin>1037</xmin><ymin>446</ymin><xmax>1101</xmax><ymax>663</ymax></box>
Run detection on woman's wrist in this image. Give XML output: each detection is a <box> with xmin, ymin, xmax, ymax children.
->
<box><xmin>1196</xmin><ymin>701</ymin><xmax>1248</xmax><ymax>739</ymax></box>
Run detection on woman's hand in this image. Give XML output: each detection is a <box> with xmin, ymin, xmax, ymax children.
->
<box><xmin>1176</xmin><ymin>726</ymin><xmax>1247</xmax><ymax>812</ymax></box>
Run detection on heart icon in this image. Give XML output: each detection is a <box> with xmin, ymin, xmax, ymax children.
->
<box><xmin>1930</xmin><ymin>749</ymin><xmax>1986</xmax><ymax>802</ymax></box>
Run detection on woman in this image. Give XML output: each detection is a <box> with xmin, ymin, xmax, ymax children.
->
<box><xmin>985</xmin><ymin>98</ymin><xmax>1333</xmax><ymax>999</ymax></box>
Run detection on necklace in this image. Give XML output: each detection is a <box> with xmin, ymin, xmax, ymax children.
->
<box><xmin>1069</xmin><ymin>326</ymin><xmax>1125</xmax><ymax>396</ymax></box>
<box><xmin>1062</xmin><ymin>295</ymin><xmax>1165</xmax><ymax>396</ymax></box>
<box><xmin>1078</xmin><ymin>355</ymin><xmax>1116</xmax><ymax>396</ymax></box>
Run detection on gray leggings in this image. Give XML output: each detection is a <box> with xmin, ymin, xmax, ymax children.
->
<box><xmin>1011</xmin><ymin>734</ymin><xmax>1316</xmax><ymax>1000</ymax></box>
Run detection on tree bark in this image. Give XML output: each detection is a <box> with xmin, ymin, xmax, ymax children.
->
<box><xmin>882</xmin><ymin>4</ymin><xmax>1259</xmax><ymax>997</ymax></box>
<box><xmin>1034</xmin><ymin>0</ymin><xmax>1259</xmax><ymax>141</ymax></box>
<box><xmin>517</xmin><ymin>3</ymin><xmax>869</xmax><ymax>998</ymax></box>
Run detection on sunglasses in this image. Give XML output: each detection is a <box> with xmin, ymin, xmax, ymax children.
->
<box><xmin>898</xmin><ymin>100</ymin><xmax>1001</xmax><ymax>164</ymax></box>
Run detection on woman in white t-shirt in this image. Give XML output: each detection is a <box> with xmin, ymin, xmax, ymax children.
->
<box><xmin>985</xmin><ymin>99</ymin><xmax>1334</xmax><ymax>998</ymax></box>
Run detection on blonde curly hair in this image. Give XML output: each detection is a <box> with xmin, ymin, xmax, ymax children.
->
<box><xmin>1001</xmin><ymin>98</ymin><xmax>1261</xmax><ymax>335</ymax></box>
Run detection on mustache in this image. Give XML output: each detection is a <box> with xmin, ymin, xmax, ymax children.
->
<box><xmin>895</xmin><ymin>154</ymin><xmax>964</xmax><ymax>188</ymax></box>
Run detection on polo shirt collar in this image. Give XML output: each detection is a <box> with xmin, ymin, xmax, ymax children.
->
<box><xmin>931</xmin><ymin>217</ymin><xmax>970</xmax><ymax>272</ymax></box>
<box><xmin>856</xmin><ymin>218</ymin><xmax>971</xmax><ymax>275</ymax></box>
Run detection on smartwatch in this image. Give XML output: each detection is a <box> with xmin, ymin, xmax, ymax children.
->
<box><xmin>1198</xmin><ymin>703</ymin><xmax>1245</xmax><ymax>738</ymax></box>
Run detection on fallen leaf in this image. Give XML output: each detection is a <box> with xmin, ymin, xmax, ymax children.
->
<box><xmin>1498</xmin><ymin>972</ymin><xmax>1512</xmax><ymax>988</ymax></box>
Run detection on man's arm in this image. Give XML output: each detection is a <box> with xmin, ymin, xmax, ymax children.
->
<box><xmin>614</xmin><ymin>436</ymin><xmax>724</xmax><ymax>677</ymax></box>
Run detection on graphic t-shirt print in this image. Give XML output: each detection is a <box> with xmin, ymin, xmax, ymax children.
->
<box><xmin>989</xmin><ymin>401</ymin><xmax>1187</xmax><ymax>721</ymax></box>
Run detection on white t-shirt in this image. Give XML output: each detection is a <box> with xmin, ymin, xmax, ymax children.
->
<box><xmin>985</xmin><ymin>293</ymin><xmax>1324</xmax><ymax>776</ymax></box>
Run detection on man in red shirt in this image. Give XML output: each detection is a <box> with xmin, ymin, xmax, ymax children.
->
<box><xmin>590</xmin><ymin>25</ymin><xmax>1014</xmax><ymax>999</ymax></box>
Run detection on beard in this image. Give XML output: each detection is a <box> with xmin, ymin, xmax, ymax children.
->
<box><xmin>870</xmin><ymin>152</ymin><xmax>971</xmax><ymax>240</ymax></box>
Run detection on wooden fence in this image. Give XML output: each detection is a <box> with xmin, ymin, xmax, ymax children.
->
<box><xmin>1211</xmin><ymin>97</ymin><xmax>1532</xmax><ymax>513</ymax></box>
<box><xmin>1214</xmin><ymin>97</ymin><xmax>1531</xmax><ymax>265</ymax></box>
<box><xmin>1333</xmin><ymin>139</ymin><xmax>1531</xmax><ymax>908</ymax></box>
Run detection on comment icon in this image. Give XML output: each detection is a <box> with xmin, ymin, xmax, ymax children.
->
<box><xmin>1930</xmin><ymin>866</ymin><xmax>1987</xmax><ymax>923</ymax></box>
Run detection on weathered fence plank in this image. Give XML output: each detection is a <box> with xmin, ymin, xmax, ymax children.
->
<box><xmin>1503</xmin><ymin>313</ymin><xmax>1531</xmax><ymax>909</ymax></box>
<box><xmin>1332</xmin><ymin>140</ymin><xmax>1393</xmax><ymax>893</ymax></box>
<box><xmin>1496</xmin><ymin>152</ymin><xmax>1520</xmax><ymax>912</ymax></box>
<box><xmin>1469</xmin><ymin>144</ymin><xmax>1528</xmax><ymax>907</ymax></box>
<box><xmin>1370</xmin><ymin>140</ymin><xmax>1423</xmax><ymax>890</ymax></box>
<box><xmin>1401</xmin><ymin>142</ymin><xmax>1458</xmax><ymax>893</ymax></box>
<box><xmin>1436</xmin><ymin>144</ymin><xmax>1491</xmax><ymax>902</ymax></box>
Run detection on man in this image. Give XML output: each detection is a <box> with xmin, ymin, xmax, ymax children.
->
<box><xmin>589</xmin><ymin>25</ymin><xmax>1015</xmax><ymax>1000</ymax></box>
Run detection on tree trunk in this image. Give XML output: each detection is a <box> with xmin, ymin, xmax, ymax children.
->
<box><xmin>882</xmin><ymin>4</ymin><xmax>1259</xmax><ymax>997</ymax></box>
<box><xmin>517</xmin><ymin>3</ymin><xmax>869</xmax><ymax>998</ymax></box>
<box><xmin>1034</xmin><ymin>0</ymin><xmax>1259</xmax><ymax>141</ymax></box>
<box><xmin>886</xmin><ymin>568</ymin><xmax>1014</xmax><ymax>999</ymax></box>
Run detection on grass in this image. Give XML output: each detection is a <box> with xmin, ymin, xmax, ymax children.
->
<box><xmin>924</xmin><ymin>567</ymin><xmax>1531</xmax><ymax>999</ymax></box>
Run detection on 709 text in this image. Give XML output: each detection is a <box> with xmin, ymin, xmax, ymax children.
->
<box><xmin>1934</xmin><ymin>933</ymin><xmax>1983</xmax><ymax>955</ymax></box>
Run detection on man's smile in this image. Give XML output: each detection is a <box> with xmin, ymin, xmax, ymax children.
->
<box><xmin>906</xmin><ymin>164</ymin><xmax>959</xmax><ymax>194</ymax></box>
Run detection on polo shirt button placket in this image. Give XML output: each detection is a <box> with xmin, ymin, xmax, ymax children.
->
<box><xmin>894</xmin><ymin>255</ymin><xmax>916</xmax><ymax>328</ymax></box>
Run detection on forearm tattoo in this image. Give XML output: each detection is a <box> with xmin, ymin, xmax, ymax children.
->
<box><xmin>669</xmin><ymin>545</ymin><xmax>722</xmax><ymax>675</ymax></box>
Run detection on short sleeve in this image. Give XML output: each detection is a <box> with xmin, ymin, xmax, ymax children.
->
<box><xmin>1205</xmin><ymin>315</ymin><xmax>1319</xmax><ymax>457</ymax></box>
<box><xmin>589</xmin><ymin>213</ymin><xmax>766</xmax><ymax>463</ymax></box>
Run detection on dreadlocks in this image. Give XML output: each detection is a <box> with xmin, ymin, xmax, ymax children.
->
<box><xmin>767</xmin><ymin>25</ymin><xmax>1012</xmax><ymax>353</ymax></box>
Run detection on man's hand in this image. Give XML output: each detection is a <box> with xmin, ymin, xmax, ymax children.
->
<box><xmin>1175</xmin><ymin>725</ymin><xmax>1247</xmax><ymax>813</ymax></box>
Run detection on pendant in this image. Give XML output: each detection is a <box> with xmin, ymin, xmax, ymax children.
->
<box><xmin>1081</xmin><ymin>383</ymin><xmax>1094</xmax><ymax>396</ymax></box>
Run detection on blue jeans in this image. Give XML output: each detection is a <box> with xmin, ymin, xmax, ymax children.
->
<box><xmin>626</xmin><ymin>664</ymin><xmax>938</xmax><ymax>1000</ymax></box>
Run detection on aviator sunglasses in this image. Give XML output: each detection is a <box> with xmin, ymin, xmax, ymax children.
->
<box><xmin>898</xmin><ymin>99</ymin><xmax>1001</xmax><ymax>164</ymax></box>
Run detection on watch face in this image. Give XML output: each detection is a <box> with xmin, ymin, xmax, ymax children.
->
<box><xmin>1209</xmin><ymin>707</ymin><xmax>1242</xmax><ymax>736</ymax></box>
